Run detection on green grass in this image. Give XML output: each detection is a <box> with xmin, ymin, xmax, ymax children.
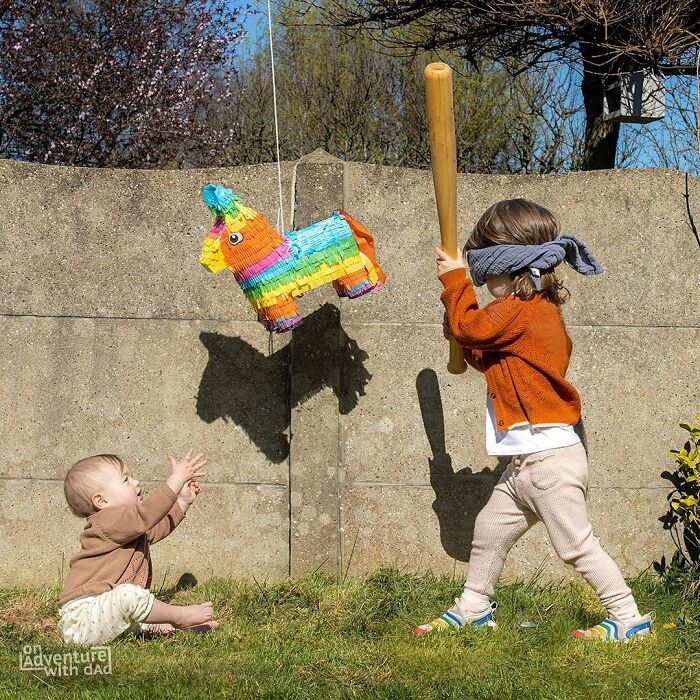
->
<box><xmin>1</xmin><ymin>566</ymin><xmax>699</xmax><ymax>699</ymax></box>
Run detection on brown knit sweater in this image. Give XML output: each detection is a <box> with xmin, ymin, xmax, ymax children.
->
<box><xmin>439</xmin><ymin>268</ymin><xmax>581</xmax><ymax>429</ymax></box>
<box><xmin>59</xmin><ymin>482</ymin><xmax>185</xmax><ymax>606</ymax></box>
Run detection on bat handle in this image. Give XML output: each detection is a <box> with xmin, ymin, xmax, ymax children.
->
<box><xmin>447</xmin><ymin>337</ymin><xmax>467</xmax><ymax>374</ymax></box>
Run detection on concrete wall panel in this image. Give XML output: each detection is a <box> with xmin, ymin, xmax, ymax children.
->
<box><xmin>0</xmin><ymin>160</ymin><xmax>295</xmax><ymax>320</ymax></box>
<box><xmin>0</xmin><ymin>316</ymin><xmax>290</xmax><ymax>485</ymax></box>
<box><xmin>339</xmin><ymin>484</ymin><xmax>674</xmax><ymax>582</ymax></box>
<box><xmin>343</xmin><ymin>163</ymin><xmax>700</xmax><ymax>328</ymax></box>
<box><xmin>0</xmin><ymin>154</ymin><xmax>695</xmax><ymax>587</ymax></box>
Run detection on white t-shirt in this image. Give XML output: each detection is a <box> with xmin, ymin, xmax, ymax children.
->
<box><xmin>485</xmin><ymin>395</ymin><xmax>581</xmax><ymax>456</ymax></box>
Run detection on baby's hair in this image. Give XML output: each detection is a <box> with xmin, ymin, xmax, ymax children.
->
<box><xmin>64</xmin><ymin>454</ymin><xmax>124</xmax><ymax>518</ymax></box>
<box><xmin>464</xmin><ymin>198</ymin><xmax>571</xmax><ymax>305</ymax></box>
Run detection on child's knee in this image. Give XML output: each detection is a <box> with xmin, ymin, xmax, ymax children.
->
<box><xmin>555</xmin><ymin>530</ymin><xmax>598</xmax><ymax>565</ymax></box>
<box><xmin>473</xmin><ymin>506</ymin><xmax>500</xmax><ymax>535</ymax></box>
<box><xmin>112</xmin><ymin>582</ymin><xmax>143</xmax><ymax>598</ymax></box>
<box><xmin>110</xmin><ymin>584</ymin><xmax>154</xmax><ymax>621</ymax></box>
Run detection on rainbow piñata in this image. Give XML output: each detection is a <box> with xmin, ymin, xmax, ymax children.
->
<box><xmin>199</xmin><ymin>184</ymin><xmax>386</xmax><ymax>332</ymax></box>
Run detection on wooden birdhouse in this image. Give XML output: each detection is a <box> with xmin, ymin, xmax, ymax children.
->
<box><xmin>603</xmin><ymin>69</ymin><xmax>665</xmax><ymax>123</ymax></box>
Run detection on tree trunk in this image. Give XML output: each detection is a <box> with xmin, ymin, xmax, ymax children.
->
<box><xmin>580</xmin><ymin>44</ymin><xmax>620</xmax><ymax>171</ymax></box>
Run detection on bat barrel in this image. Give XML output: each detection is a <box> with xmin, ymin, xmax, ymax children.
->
<box><xmin>424</xmin><ymin>62</ymin><xmax>467</xmax><ymax>375</ymax></box>
<box><xmin>424</xmin><ymin>62</ymin><xmax>458</xmax><ymax>259</ymax></box>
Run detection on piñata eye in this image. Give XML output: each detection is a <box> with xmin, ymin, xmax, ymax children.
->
<box><xmin>228</xmin><ymin>232</ymin><xmax>243</xmax><ymax>246</ymax></box>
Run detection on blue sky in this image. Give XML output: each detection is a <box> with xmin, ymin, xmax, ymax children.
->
<box><xmin>233</xmin><ymin>1</ymin><xmax>700</xmax><ymax>174</ymax></box>
<box><xmin>240</xmin><ymin>1</ymin><xmax>265</xmax><ymax>41</ymax></box>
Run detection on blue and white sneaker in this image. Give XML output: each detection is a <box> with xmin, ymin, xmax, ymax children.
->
<box><xmin>414</xmin><ymin>597</ymin><xmax>497</xmax><ymax>635</ymax></box>
<box><xmin>571</xmin><ymin>610</ymin><xmax>656</xmax><ymax>642</ymax></box>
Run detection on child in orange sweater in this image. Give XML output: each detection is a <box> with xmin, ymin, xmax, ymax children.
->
<box><xmin>415</xmin><ymin>198</ymin><xmax>655</xmax><ymax>642</ymax></box>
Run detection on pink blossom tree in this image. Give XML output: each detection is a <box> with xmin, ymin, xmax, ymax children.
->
<box><xmin>0</xmin><ymin>0</ymin><xmax>250</xmax><ymax>167</ymax></box>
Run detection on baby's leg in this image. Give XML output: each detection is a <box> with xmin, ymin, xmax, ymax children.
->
<box><xmin>463</xmin><ymin>464</ymin><xmax>539</xmax><ymax>605</ymax></box>
<box><xmin>520</xmin><ymin>442</ymin><xmax>640</xmax><ymax>618</ymax></box>
<box><xmin>143</xmin><ymin>597</ymin><xmax>218</xmax><ymax>630</ymax></box>
<box><xmin>58</xmin><ymin>583</ymin><xmax>156</xmax><ymax>646</ymax></box>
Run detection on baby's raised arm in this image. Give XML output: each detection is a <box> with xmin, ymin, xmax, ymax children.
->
<box><xmin>95</xmin><ymin>482</ymin><xmax>182</xmax><ymax>545</ymax></box>
<box><xmin>94</xmin><ymin>449</ymin><xmax>207</xmax><ymax>545</ymax></box>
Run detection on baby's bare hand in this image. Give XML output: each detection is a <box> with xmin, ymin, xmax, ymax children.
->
<box><xmin>177</xmin><ymin>478</ymin><xmax>200</xmax><ymax>506</ymax></box>
<box><xmin>169</xmin><ymin>448</ymin><xmax>207</xmax><ymax>484</ymax></box>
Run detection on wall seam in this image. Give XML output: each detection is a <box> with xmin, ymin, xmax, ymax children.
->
<box><xmin>0</xmin><ymin>313</ymin><xmax>259</xmax><ymax>323</ymax></box>
<box><xmin>3</xmin><ymin>314</ymin><xmax>697</xmax><ymax>330</ymax></box>
<box><xmin>0</xmin><ymin>476</ymin><xmax>288</xmax><ymax>486</ymax></box>
<box><xmin>337</xmin><ymin>481</ymin><xmax>670</xmax><ymax>490</ymax></box>
<box><xmin>340</xmin><ymin>320</ymin><xmax>700</xmax><ymax>330</ymax></box>
<box><xmin>286</xmin><ymin>155</ymin><xmax>300</xmax><ymax>577</ymax></box>
<box><xmin>337</xmin><ymin>157</ymin><xmax>347</xmax><ymax>580</ymax></box>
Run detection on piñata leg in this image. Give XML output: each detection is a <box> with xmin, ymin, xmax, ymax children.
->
<box><xmin>333</xmin><ymin>269</ymin><xmax>375</xmax><ymax>298</ymax></box>
<box><xmin>257</xmin><ymin>296</ymin><xmax>303</xmax><ymax>333</ymax></box>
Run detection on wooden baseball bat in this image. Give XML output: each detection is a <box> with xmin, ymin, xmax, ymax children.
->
<box><xmin>424</xmin><ymin>62</ymin><xmax>467</xmax><ymax>374</ymax></box>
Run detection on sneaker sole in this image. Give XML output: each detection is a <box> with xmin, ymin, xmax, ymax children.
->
<box><xmin>570</xmin><ymin>628</ymin><xmax>654</xmax><ymax>643</ymax></box>
<box><xmin>414</xmin><ymin>616</ymin><xmax>497</xmax><ymax>635</ymax></box>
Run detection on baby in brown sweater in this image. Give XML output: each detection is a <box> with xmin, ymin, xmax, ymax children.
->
<box><xmin>58</xmin><ymin>449</ymin><xmax>220</xmax><ymax>646</ymax></box>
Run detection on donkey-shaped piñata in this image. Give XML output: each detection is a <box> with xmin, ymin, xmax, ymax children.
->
<box><xmin>199</xmin><ymin>184</ymin><xmax>386</xmax><ymax>332</ymax></box>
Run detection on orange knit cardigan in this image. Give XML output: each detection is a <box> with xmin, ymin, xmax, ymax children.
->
<box><xmin>439</xmin><ymin>268</ymin><xmax>581</xmax><ymax>430</ymax></box>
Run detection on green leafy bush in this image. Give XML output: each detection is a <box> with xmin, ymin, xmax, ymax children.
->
<box><xmin>655</xmin><ymin>414</ymin><xmax>700</xmax><ymax>593</ymax></box>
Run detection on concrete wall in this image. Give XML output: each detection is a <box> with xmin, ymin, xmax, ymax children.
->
<box><xmin>1</xmin><ymin>150</ymin><xmax>697</xmax><ymax>590</ymax></box>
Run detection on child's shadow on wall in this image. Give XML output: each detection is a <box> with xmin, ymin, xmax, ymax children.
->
<box><xmin>197</xmin><ymin>304</ymin><xmax>371</xmax><ymax>463</ymax></box>
<box><xmin>416</xmin><ymin>368</ymin><xmax>510</xmax><ymax>562</ymax></box>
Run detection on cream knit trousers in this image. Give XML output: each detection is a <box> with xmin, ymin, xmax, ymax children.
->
<box><xmin>58</xmin><ymin>583</ymin><xmax>155</xmax><ymax>646</ymax></box>
<box><xmin>464</xmin><ymin>441</ymin><xmax>635</xmax><ymax>614</ymax></box>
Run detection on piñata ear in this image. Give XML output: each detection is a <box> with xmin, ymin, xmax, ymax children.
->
<box><xmin>202</xmin><ymin>183</ymin><xmax>235</xmax><ymax>212</ymax></box>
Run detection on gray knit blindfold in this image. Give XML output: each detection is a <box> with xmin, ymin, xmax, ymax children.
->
<box><xmin>466</xmin><ymin>234</ymin><xmax>604</xmax><ymax>290</ymax></box>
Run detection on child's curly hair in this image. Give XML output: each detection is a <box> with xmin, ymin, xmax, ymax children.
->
<box><xmin>463</xmin><ymin>198</ymin><xmax>571</xmax><ymax>305</ymax></box>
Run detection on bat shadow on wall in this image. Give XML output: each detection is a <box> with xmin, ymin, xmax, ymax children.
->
<box><xmin>417</xmin><ymin>368</ymin><xmax>589</xmax><ymax>563</ymax></box>
<box><xmin>196</xmin><ymin>304</ymin><xmax>371</xmax><ymax>463</ymax></box>
<box><xmin>416</xmin><ymin>368</ymin><xmax>510</xmax><ymax>563</ymax></box>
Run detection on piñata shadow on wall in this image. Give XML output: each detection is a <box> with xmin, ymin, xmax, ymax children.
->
<box><xmin>196</xmin><ymin>304</ymin><xmax>371</xmax><ymax>463</ymax></box>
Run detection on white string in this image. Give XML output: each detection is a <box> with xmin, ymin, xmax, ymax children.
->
<box><xmin>266</xmin><ymin>0</ymin><xmax>285</xmax><ymax>234</ymax></box>
<box><xmin>696</xmin><ymin>46</ymin><xmax>700</xmax><ymax>156</ymax></box>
